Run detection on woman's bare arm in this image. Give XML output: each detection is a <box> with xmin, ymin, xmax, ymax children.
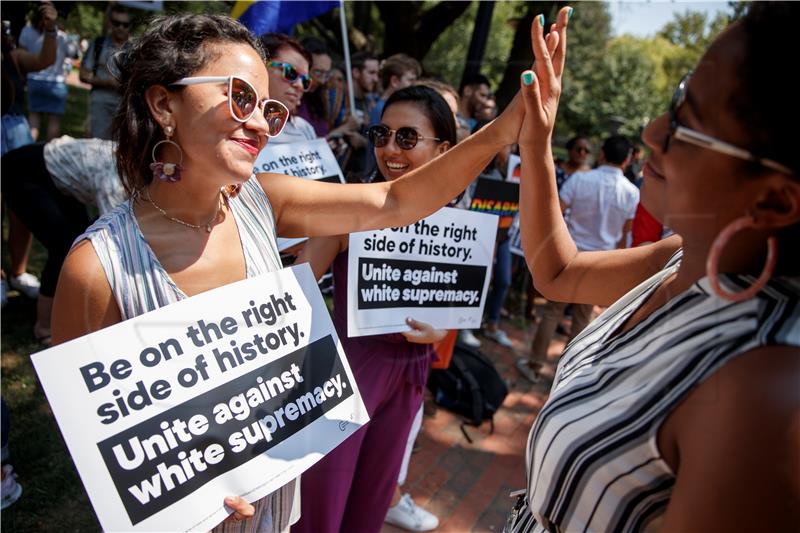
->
<box><xmin>13</xmin><ymin>3</ymin><xmax>58</xmax><ymax>74</ymax></box>
<box><xmin>260</xmin><ymin>116</ymin><xmax>512</xmax><ymax>239</ymax></box>
<box><xmin>658</xmin><ymin>345</ymin><xmax>800</xmax><ymax>531</ymax></box>
<box><xmin>51</xmin><ymin>240</ymin><xmax>122</xmax><ymax>345</ymax></box>
<box><xmin>294</xmin><ymin>235</ymin><xmax>347</xmax><ymax>281</ymax></box>
<box><xmin>517</xmin><ymin>8</ymin><xmax>680</xmax><ymax>306</ymax></box>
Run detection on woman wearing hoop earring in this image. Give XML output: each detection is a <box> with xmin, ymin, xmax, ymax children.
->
<box><xmin>50</xmin><ymin>13</ymin><xmax>538</xmax><ymax>533</ymax></box>
<box><xmin>506</xmin><ymin>3</ymin><xmax>800</xmax><ymax>532</ymax></box>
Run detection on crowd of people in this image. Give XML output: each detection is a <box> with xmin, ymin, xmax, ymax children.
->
<box><xmin>1</xmin><ymin>1</ymin><xmax>797</xmax><ymax>531</ymax></box>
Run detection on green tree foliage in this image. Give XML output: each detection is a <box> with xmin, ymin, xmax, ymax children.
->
<box><xmin>555</xmin><ymin>1</ymin><xmax>612</xmax><ymax>137</ymax></box>
<box><xmin>62</xmin><ymin>2</ymin><xmax>105</xmax><ymax>39</ymax></box>
<box><xmin>423</xmin><ymin>1</ymin><xmax>521</xmax><ymax>90</ymax></box>
<box><xmin>656</xmin><ymin>10</ymin><xmax>730</xmax><ymax>91</ymax></box>
<box><xmin>589</xmin><ymin>37</ymin><xmax>663</xmax><ymax>137</ymax></box>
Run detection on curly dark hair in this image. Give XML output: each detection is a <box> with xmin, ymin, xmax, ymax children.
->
<box><xmin>111</xmin><ymin>14</ymin><xmax>265</xmax><ymax>195</ymax></box>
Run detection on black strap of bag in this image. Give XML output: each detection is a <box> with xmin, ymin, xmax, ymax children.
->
<box><xmin>90</xmin><ymin>35</ymin><xmax>104</xmax><ymax>86</ymax></box>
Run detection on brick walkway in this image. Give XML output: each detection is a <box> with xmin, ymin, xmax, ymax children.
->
<box><xmin>381</xmin><ymin>315</ymin><xmax>572</xmax><ymax>533</ymax></box>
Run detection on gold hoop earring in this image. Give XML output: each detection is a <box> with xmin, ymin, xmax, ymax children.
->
<box><xmin>150</xmin><ymin>126</ymin><xmax>184</xmax><ymax>183</ymax></box>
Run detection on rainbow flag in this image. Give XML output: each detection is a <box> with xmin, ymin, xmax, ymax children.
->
<box><xmin>232</xmin><ymin>0</ymin><xmax>339</xmax><ymax>36</ymax></box>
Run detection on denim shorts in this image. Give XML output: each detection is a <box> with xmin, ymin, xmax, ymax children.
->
<box><xmin>0</xmin><ymin>114</ymin><xmax>34</xmax><ymax>156</ymax></box>
<box><xmin>27</xmin><ymin>78</ymin><xmax>68</xmax><ymax>114</ymax></box>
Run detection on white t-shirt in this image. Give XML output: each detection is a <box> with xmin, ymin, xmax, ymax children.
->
<box><xmin>18</xmin><ymin>26</ymin><xmax>74</xmax><ymax>83</ymax></box>
<box><xmin>268</xmin><ymin>115</ymin><xmax>317</xmax><ymax>145</ymax></box>
<box><xmin>559</xmin><ymin>165</ymin><xmax>639</xmax><ymax>251</ymax></box>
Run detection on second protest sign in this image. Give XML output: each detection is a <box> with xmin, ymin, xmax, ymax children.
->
<box><xmin>347</xmin><ymin>207</ymin><xmax>498</xmax><ymax>337</ymax></box>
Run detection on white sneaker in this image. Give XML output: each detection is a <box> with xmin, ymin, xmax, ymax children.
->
<box><xmin>459</xmin><ymin>329</ymin><xmax>481</xmax><ymax>348</ymax></box>
<box><xmin>9</xmin><ymin>272</ymin><xmax>40</xmax><ymax>299</ymax></box>
<box><xmin>1</xmin><ymin>279</ymin><xmax>7</xmax><ymax>308</ymax></box>
<box><xmin>385</xmin><ymin>493</ymin><xmax>439</xmax><ymax>531</ymax></box>
<box><xmin>1</xmin><ymin>464</ymin><xmax>23</xmax><ymax>510</ymax></box>
<box><xmin>484</xmin><ymin>328</ymin><xmax>513</xmax><ymax>348</ymax></box>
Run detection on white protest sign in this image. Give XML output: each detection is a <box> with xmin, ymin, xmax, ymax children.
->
<box><xmin>347</xmin><ymin>207</ymin><xmax>498</xmax><ymax>337</ymax></box>
<box><xmin>506</xmin><ymin>154</ymin><xmax>521</xmax><ymax>183</ymax></box>
<box><xmin>254</xmin><ymin>138</ymin><xmax>345</xmax><ymax>252</ymax></box>
<box><xmin>508</xmin><ymin>214</ymin><xmax>524</xmax><ymax>257</ymax></box>
<box><xmin>32</xmin><ymin>264</ymin><xmax>368</xmax><ymax>532</ymax></box>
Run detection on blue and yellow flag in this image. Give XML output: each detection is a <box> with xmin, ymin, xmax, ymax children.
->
<box><xmin>232</xmin><ymin>0</ymin><xmax>339</xmax><ymax>36</ymax></box>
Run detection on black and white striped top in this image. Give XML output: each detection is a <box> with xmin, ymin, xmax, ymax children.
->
<box><xmin>510</xmin><ymin>250</ymin><xmax>799</xmax><ymax>532</ymax></box>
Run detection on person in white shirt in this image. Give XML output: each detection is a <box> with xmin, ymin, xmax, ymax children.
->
<box><xmin>18</xmin><ymin>13</ymin><xmax>77</xmax><ymax>141</ymax></box>
<box><xmin>518</xmin><ymin>135</ymin><xmax>638</xmax><ymax>383</ymax></box>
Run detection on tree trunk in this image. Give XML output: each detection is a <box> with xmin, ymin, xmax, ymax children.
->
<box><xmin>376</xmin><ymin>1</ymin><xmax>472</xmax><ymax>59</ymax></box>
<box><xmin>495</xmin><ymin>1</ymin><xmax>562</xmax><ymax>110</ymax></box>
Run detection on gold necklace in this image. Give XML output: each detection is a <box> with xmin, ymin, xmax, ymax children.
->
<box><xmin>143</xmin><ymin>191</ymin><xmax>223</xmax><ymax>233</ymax></box>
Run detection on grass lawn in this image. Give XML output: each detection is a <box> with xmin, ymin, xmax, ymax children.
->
<box><xmin>2</xmin><ymin>84</ymin><xmax>100</xmax><ymax>531</ymax></box>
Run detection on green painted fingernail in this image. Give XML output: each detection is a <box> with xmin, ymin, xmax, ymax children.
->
<box><xmin>522</xmin><ymin>71</ymin><xmax>534</xmax><ymax>86</ymax></box>
<box><xmin>538</xmin><ymin>14</ymin><xmax>545</xmax><ymax>27</ymax></box>
<box><xmin>568</xmin><ymin>7</ymin><xmax>574</xmax><ymax>20</ymax></box>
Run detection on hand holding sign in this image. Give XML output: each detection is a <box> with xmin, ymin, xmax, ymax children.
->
<box><xmin>348</xmin><ymin>207</ymin><xmax>498</xmax><ymax>337</ymax></box>
<box><xmin>32</xmin><ymin>264</ymin><xmax>369</xmax><ymax>532</ymax></box>
<box><xmin>400</xmin><ymin>317</ymin><xmax>447</xmax><ymax>344</ymax></box>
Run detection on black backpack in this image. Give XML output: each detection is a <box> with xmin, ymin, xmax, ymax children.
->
<box><xmin>427</xmin><ymin>342</ymin><xmax>509</xmax><ymax>443</ymax></box>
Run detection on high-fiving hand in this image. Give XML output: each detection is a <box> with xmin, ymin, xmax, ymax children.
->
<box><xmin>519</xmin><ymin>7</ymin><xmax>572</xmax><ymax>149</ymax></box>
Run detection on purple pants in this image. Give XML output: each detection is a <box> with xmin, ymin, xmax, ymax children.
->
<box><xmin>294</xmin><ymin>251</ymin><xmax>431</xmax><ymax>533</ymax></box>
<box><xmin>295</xmin><ymin>343</ymin><xmax>424</xmax><ymax>533</ymax></box>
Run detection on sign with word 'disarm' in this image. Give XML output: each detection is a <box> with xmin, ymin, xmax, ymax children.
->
<box><xmin>254</xmin><ymin>138</ymin><xmax>346</xmax><ymax>251</ymax></box>
<box><xmin>347</xmin><ymin>207</ymin><xmax>499</xmax><ymax>337</ymax></box>
<box><xmin>31</xmin><ymin>264</ymin><xmax>368</xmax><ymax>532</ymax></box>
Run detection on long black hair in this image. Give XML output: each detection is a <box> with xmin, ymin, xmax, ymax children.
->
<box><xmin>382</xmin><ymin>85</ymin><xmax>457</xmax><ymax>148</ymax></box>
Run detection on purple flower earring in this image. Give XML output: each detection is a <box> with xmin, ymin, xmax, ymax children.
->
<box><xmin>150</xmin><ymin>126</ymin><xmax>184</xmax><ymax>183</ymax></box>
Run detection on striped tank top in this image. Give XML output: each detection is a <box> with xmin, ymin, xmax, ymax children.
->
<box><xmin>78</xmin><ymin>177</ymin><xmax>298</xmax><ymax>532</ymax></box>
<box><xmin>508</xmin><ymin>250</ymin><xmax>799</xmax><ymax>532</ymax></box>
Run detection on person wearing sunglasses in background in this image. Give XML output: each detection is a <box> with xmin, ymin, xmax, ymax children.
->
<box><xmin>555</xmin><ymin>135</ymin><xmax>591</xmax><ymax>189</ymax></box>
<box><xmin>79</xmin><ymin>4</ymin><xmax>130</xmax><ymax>140</ymax></box>
<box><xmin>509</xmin><ymin>4</ymin><xmax>799</xmax><ymax>531</ymax></box>
<box><xmin>293</xmin><ymin>85</ymin><xmax>456</xmax><ymax>533</ymax></box>
<box><xmin>51</xmin><ymin>13</ymin><xmax>538</xmax><ymax>532</ymax></box>
<box><xmin>259</xmin><ymin>33</ymin><xmax>317</xmax><ymax>145</ymax></box>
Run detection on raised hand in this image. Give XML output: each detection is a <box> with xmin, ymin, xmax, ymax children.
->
<box><xmin>39</xmin><ymin>1</ymin><xmax>58</xmax><ymax>30</ymax></box>
<box><xmin>519</xmin><ymin>7</ymin><xmax>572</xmax><ymax>148</ymax></box>
<box><xmin>490</xmin><ymin>8</ymin><xmax>570</xmax><ymax>147</ymax></box>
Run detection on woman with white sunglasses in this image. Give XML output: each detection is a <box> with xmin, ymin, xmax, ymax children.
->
<box><xmin>50</xmin><ymin>13</ymin><xmax>542</xmax><ymax>533</ymax></box>
<box><xmin>510</xmin><ymin>4</ymin><xmax>799</xmax><ymax>531</ymax></box>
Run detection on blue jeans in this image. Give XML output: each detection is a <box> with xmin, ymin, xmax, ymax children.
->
<box><xmin>1</xmin><ymin>114</ymin><xmax>34</xmax><ymax>156</ymax></box>
<box><xmin>486</xmin><ymin>238</ymin><xmax>511</xmax><ymax>324</ymax></box>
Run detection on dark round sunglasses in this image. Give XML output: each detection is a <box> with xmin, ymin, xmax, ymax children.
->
<box><xmin>368</xmin><ymin>125</ymin><xmax>442</xmax><ymax>150</ymax></box>
<box><xmin>269</xmin><ymin>61</ymin><xmax>312</xmax><ymax>92</ymax></box>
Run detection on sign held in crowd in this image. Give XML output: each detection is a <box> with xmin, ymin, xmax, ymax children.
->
<box><xmin>347</xmin><ymin>207</ymin><xmax>498</xmax><ymax>337</ymax></box>
<box><xmin>254</xmin><ymin>138</ymin><xmax>345</xmax><ymax>251</ymax></box>
<box><xmin>506</xmin><ymin>154</ymin><xmax>521</xmax><ymax>184</ymax></box>
<box><xmin>31</xmin><ymin>264</ymin><xmax>368</xmax><ymax>532</ymax></box>
<box><xmin>468</xmin><ymin>177</ymin><xmax>520</xmax><ymax>219</ymax></box>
